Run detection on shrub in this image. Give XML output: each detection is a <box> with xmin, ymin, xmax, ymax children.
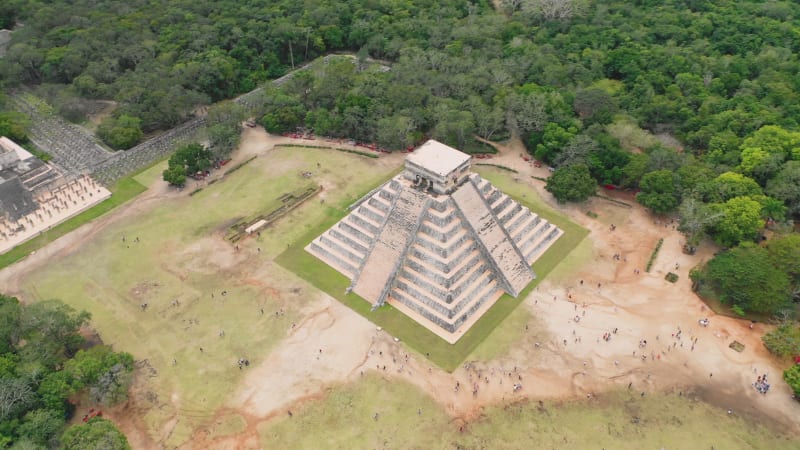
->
<box><xmin>645</xmin><ymin>238</ymin><xmax>664</xmax><ymax>272</ymax></box>
<box><xmin>665</xmin><ymin>272</ymin><xmax>678</xmax><ymax>283</ymax></box>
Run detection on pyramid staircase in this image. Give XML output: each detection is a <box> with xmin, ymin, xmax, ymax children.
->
<box><xmin>306</xmin><ymin>173</ymin><xmax>563</xmax><ymax>343</ymax></box>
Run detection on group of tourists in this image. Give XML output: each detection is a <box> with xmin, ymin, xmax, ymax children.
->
<box><xmin>753</xmin><ymin>374</ymin><xmax>770</xmax><ymax>394</ymax></box>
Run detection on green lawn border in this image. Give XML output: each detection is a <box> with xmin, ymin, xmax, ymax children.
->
<box><xmin>276</xmin><ymin>178</ymin><xmax>588</xmax><ymax>372</ymax></box>
<box><xmin>0</xmin><ymin>176</ymin><xmax>147</xmax><ymax>269</ymax></box>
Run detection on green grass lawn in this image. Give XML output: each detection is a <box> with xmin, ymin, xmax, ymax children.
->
<box><xmin>19</xmin><ymin>146</ymin><xmax>397</xmax><ymax>447</ymax></box>
<box><xmin>258</xmin><ymin>374</ymin><xmax>798</xmax><ymax>449</ymax></box>
<box><xmin>276</xmin><ymin>167</ymin><xmax>589</xmax><ymax>372</ymax></box>
<box><xmin>0</xmin><ymin>176</ymin><xmax>147</xmax><ymax>269</ymax></box>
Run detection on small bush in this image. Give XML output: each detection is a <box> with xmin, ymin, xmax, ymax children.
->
<box><xmin>586</xmin><ymin>211</ymin><xmax>598</xmax><ymax>218</ymax></box>
<box><xmin>645</xmin><ymin>238</ymin><xmax>664</xmax><ymax>272</ymax></box>
<box><xmin>731</xmin><ymin>305</ymin><xmax>746</xmax><ymax>317</ymax></box>
<box><xmin>665</xmin><ymin>272</ymin><xmax>678</xmax><ymax>283</ymax></box>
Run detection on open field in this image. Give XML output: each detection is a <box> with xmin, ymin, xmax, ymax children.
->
<box><xmin>259</xmin><ymin>374</ymin><xmax>797</xmax><ymax>449</ymax></box>
<box><xmin>276</xmin><ymin>166</ymin><xmax>588</xmax><ymax>371</ymax></box>
<box><xmin>14</xmin><ymin>141</ymin><xmax>399</xmax><ymax>447</ymax></box>
<box><xmin>0</xmin><ymin>176</ymin><xmax>146</xmax><ymax>269</ymax></box>
<box><xmin>2</xmin><ymin>129</ymin><xmax>799</xmax><ymax>448</ymax></box>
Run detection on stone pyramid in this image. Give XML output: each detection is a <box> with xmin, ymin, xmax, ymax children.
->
<box><xmin>306</xmin><ymin>140</ymin><xmax>562</xmax><ymax>343</ymax></box>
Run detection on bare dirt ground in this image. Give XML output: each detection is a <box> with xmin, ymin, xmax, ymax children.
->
<box><xmin>2</xmin><ymin>131</ymin><xmax>798</xmax><ymax>448</ymax></box>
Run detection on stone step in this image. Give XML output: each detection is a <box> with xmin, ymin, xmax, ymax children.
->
<box><xmin>517</xmin><ymin>220</ymin><xmax>551</xmax><ymax>256</ymax></box>
<box><xmin>319</xmin><ymin>234</ymin><xmax>365</xmax><ymax>264</ymax></box>
<box><xmin>357</xmin><ymin>203</ymin><xmax>387</xmax><ymax>225</ymax></box>
<box><xmin>497</xmin><ymin>201</ymin><xmax>522</xmax><ymax>226</ymax></box>
<box><xmin>418</xmin><ymin>218</ymin><xmax>462</xmax><ymax>243</ymax></box>
<box><xmin>346</xmin><ymin>211</ymin><xmax>380</xmax><ymax>236</ymax></box>
<box><xmin>413</xmin><ymin>229</ymin><xmax>473</xmax><ymax>261</ymax></box>
<box><xmin>307</xmin><ymin>242</ymin><xmax>357</xmax><ymax>277</ymax></box>
<box><xmin>475</xmin><ymin>177</ymin><xmax>492</xmax><ymax>195</ymax></box>
<box><xmin>525</xmin><ymin>227</ymin><xmax>562</xmax><ymax>262</ymax></box>
<box><xmin>328</xmin><ymin>228</ymin><xmax>369</xmax><ymax>256</ymax></box>
<box><xmin>367</xmin><ymin>195</ymin><xmax>391</xmax><ymax>214</ymax></box>
<box><xmin>394</xmin><ymin>275</ymin><xmax>451</xmax><ymax>314</ymax></box>
<box><xmin>451</xmin><ymin>275</ymin><xmax>499</xmax><ymax>320</ymax></box>
<box><xmin>390</xmin><ymin>287</ymin><xmax>456</xmax><ymax>327</ymax></box>
<box><xmin>407</xmin><ymin>240</ymin><xmax>478</xmax><ymax>277</ymax></box>
<box><xmin>490</xmin><ymin>192</ymin><xmax>511</xmax><ymax>210</ymax></box>
<box><xmin>512</xmin><ymin>214</ymin><xmax>543</xmax><ymax>245</ymax></box>
<box><xmin>449</xmin><ymin>262</ymin><xmax>493</xmax><ymax>301</ymax></box>
<box><xmin>451</xmin><ymin>279</ymin><xmax>501</xmax><ymax>331</ymax></box>
<box><xmin>507</xmin><ymin>209</ymin><xmax>537</xmax><ymax>236</ymax></box>
<box><xmin>403</xmin><ymin>248</ymin><xmax>482</xmax><ymax>292</ymax></box>
<box><xmin>486</xmin><ymin>188</ymin><xmax>503</xmax><ymax>206</ymax></box>
<box><xmin>337</xmin><ymin>221</ymin><xmax>373</xmax><ymax>245</ymax></box>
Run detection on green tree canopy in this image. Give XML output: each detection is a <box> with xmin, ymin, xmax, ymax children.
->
<box><xmin>60</xmin><ymin>417</ymin><xmax>130</xmax><ymax>450</ymax></box>
<box><xmin>96</xmin><ymin>115</ymin><xmax>144</xmax><ymax>150</ymax></box>
<box><xmin>701</xmin><ymin>172</ymin><xmax>762</xmax><ymax>203</ymax></box>
<box><xmin>545</xmin><ymin>164</ymin><xmax>596</xmax><ymax>203</ymax></box>
<box><xmin>709</xmin><ymin>196</ymin><xmax>765</xmax><ymax>248</ymax></box>
<box><xmin>703</xmin><ymin>243</ymin><xmax>791</xmax><ymax>314</ymax></box>
<box><xmin>783</xmin><ymin>365</ymin><xmax>800</xmax><ymax>397</ymax></box>
<box><xmin>636</xmin><ymin>170</ymin><xmax>679</xmax><ymax>214</ymax></box>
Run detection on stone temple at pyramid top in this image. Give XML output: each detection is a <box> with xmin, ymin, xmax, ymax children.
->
<box><xmin>306</xmin><ymin>140</ymin><xmax>563</xmax><ymax>343</ymax></box>
<box><xmin>403</xmin><ymin>140</ymin><xmax>472</xmax><ymax>195</ymax></box>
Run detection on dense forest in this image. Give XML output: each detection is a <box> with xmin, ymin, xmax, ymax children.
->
<box><xmin>0</xmin><ymin>295</ymin><xmax>132</xmax><ymax>449</ymax></box>
<box><xmin>1</xmin><ymin>0</ymin><xmax>800</xmax><ymax>394</ymax></box>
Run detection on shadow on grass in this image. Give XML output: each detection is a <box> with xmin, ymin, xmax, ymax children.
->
<box><xmin>276</xmin><ymin>181</ymin><xmax>588</xmax><ymax>372</ymax></box>
<box><xmin>0</xmin><ymin>176</ymin><xmax>147</xmax><ymax>269</ymax></box>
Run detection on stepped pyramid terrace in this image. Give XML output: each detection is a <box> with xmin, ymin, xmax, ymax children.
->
<box><xmin>306</xmin><ymin>140</ymin><xmax>563</xmax><ymax>343</ymax></box>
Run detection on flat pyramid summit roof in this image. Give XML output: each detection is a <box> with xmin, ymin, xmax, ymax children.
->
<box><xmin>405</xmin><ymin>140</ymin><xmax>471</xmax><ymax>177</ymax></box>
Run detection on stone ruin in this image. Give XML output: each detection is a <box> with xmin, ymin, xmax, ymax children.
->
<box><xmin>0</xmin><ymin>136</ymin><xmax>110</xmax><ymax>254</ymax></box>
<box><xmin>306</xmin><ymin>140</ymin><xmax>563</xmax><ymax>343</ymax></box>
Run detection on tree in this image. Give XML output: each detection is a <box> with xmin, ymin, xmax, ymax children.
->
<box><xmin>468</xmin><ymin>97</ymin><xmax>504</xmax><ymax>141</ymax></box>
<box><xmin>636</xmin><ymin>170</ymin><xmax>679</xmax><ymax>214</ymax></box>
<box><xmin>545</xmin><ymin>164</ymin><xmax>596</xmax><ymax>203</ymax></box>
<box><xmin>64</xmin><ymin>346</ymin><xmax>134</xmax><ymax>407</ymax></box>
<box><xmin>205</xmin><ymin>101</ymin><xmax>245</xmax><ymax>157</ymax></box>
<box><xmin>762</xmin><ymin>324</ymin><xmax>800</xmax><ymax>359</ymax></box>
<box><xmin>167</xmin><ymin>143</ymin><xmax>213</xmax><ymax>177</ymax></box>
<box><xmin>573</xmin><ymin>88</ymin><xmax>618</xmax><ymax>125</ymax></box>
<box><xmin>678</xmin><ymin>197</ymin><xmax>723</xmax><ymax>250</ymax></box>
<box><xmin>162</xmin><ymin>166</ymin><xmax>186</xmax><ymax>187</ymax></box>
<box><xmin>520</xmin><ymin>0</ymin><xmax>585</xmax><ymax>22</ymax></box>
<box><xmin>376</xmin><ymin>115</ymin><xmax>415</xmax><ymax>150</ymax></box>
<box><xmin>529</xmin><ymin>122</ymin><xmax>578</xmax><ymax>163</ymax></box>
<box><xmin>434</xmin><ymin>109</ymin><xmax>475</xmax><ymax>150</ymax></box>
<box><xmin>701</xmin><ymin>172</ymin><xmax>762</xmax><ymax>203</ymax></box>
<box><xmin>553</xmin><ymin>134</ymin><xmax>598</xmax><ymax>168</ymax></box>
<box><xmin>0</xmin><ymin>294</ymin><xmax>22</xmax><ymax>354</ymax></box>
<box><xmin>704</xmin><ymin>243</ymin><xmax>791</xmax><ymax>314</ymax></box>
<box><xmin>767</xmin><ymin>161</ymin><xmax>800</xmax><ymax>217</ymax></box>
<box><xmin>96</xmin><ymin>115</ymin><xmax>144</xmax><ymax>150</ymax></box>
<box><xmin>60</xmin><ymin>417</ymin><xmax>130</xmax><ymax>450</ymax></box>
<box><xmin>621</xmin><ymin>153</ymin><xmax>649</xmax><ymax>188</ymax></box>
<box><xmin>505</xmin><ymin>91</ymin><xmax>548</xmax><ymax>136</ymax></box>
<box><xmin>18</xmin><ymin>300</ymin><xmax>90</xmax><ymax>370</ymax></box>
<box><xmin>0</xmin><ymin>378</ymin><xmax>34</xmax><ymax>421</ymax></box>
<box><xmin>710</xmin><ymin>196</ymin><xmax>765</xmax><ymax>248</ymax></box>
<box><xmin>783</xmin><ymin>365</ymin><xmax>800</xmax><ymax>397</ymax></box>
<box><xmin>0</xmin><ymin>112</ymin><xmax>29</xmax><ymax>143</ymax></box>
<box><xmin>17</xmin><ymin>409</ymin><xmax>64</xmax><ymax>448</ymax></box>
